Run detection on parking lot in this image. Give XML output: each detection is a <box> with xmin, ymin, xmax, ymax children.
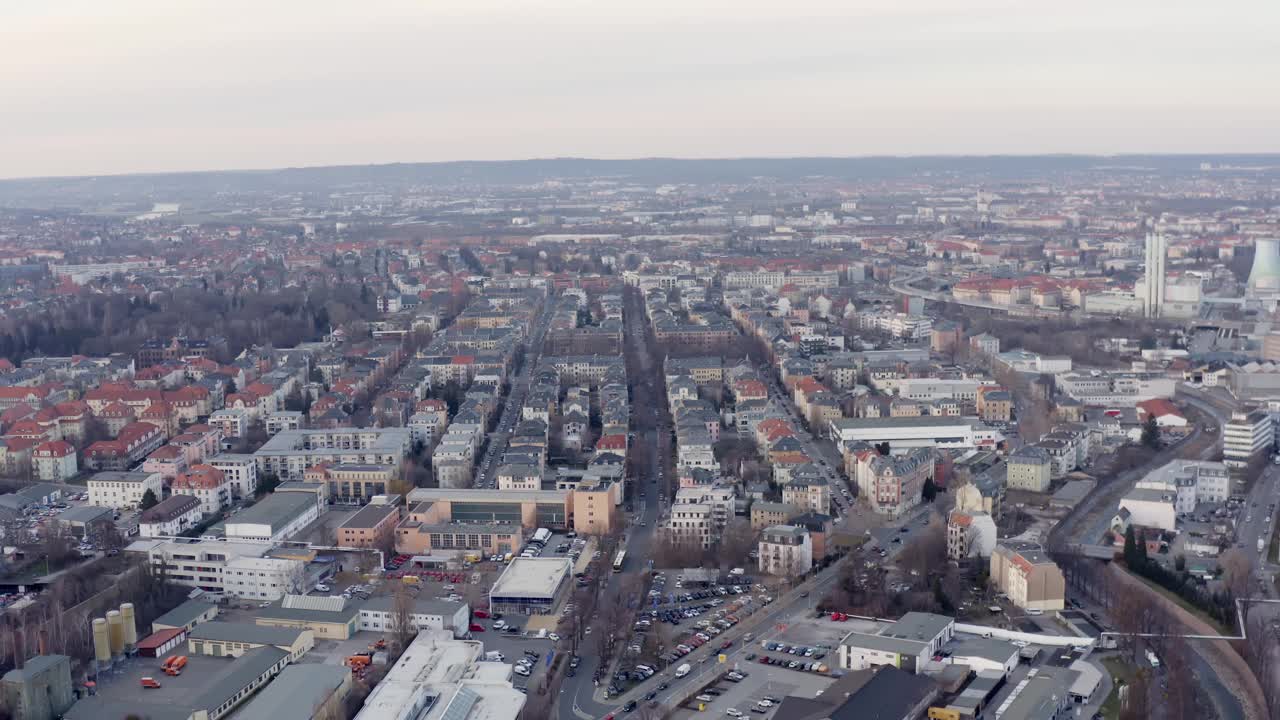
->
<box><xmin>669</xmin><ymin>662</ymin><xmax>833</xmax><ymax>719</ymax></box>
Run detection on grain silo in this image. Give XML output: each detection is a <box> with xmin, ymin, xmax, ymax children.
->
<box><xmin>106</xmin><ymin>610</ymin><xmax>124</xmax><ymax>658</ymax></box>
<box><xmin>92</xmin><ymin>618</ymin><xmax>111</xmax><ymax>667</ymax></box>
<box><xmin>119</xmin><ymin>603</ymin><xmax>137</xmax><ymax>650</ymax></box>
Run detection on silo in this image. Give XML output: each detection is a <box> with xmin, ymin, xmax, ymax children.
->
<box><xmin>92</xmin><ymin>619</ymin><xmax>111</xmax><ymax>667</ymax></box>
<box><xmin>1247</xmin><ymin>238</ymin><xmax>1280</xmax><ymax>294</ymax></box>
<box><xmin>106</xmin><ymin>610</ymin><xmax>124</xmax><ymax>658</ymax></box>
<box><xmin>120</xmin><ymin>604</ymin><xmax>137</xmax><ymax>649</ymax></box>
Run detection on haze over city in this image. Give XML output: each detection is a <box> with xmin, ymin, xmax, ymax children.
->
<box><xmin>4</xmin><ymin>0</ymin><xmax>1280</xmax><ymax>178</ymax></box>
<box><xmin>2</xmin><ymin>4</ymin><xmax>1280</xmax><ymax>720</ymax></box>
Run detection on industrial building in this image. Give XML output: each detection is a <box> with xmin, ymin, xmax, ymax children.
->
<box><xmin>489</xmin><ymin>557</ymin><xmax>573</xmax><ymax>616</ymax></box>
<box><xmin>837</xmin><ymin>612</ymin><xmax>955</xmax><ymax>673</ymax></box>
<box><xmin>355</xmin><ymin>630</ymin><xmax>524</xmax><ymax>720</ymax></box>
<box><xmin>236</xmin><ymin>664</ymin><xmax>352</xmax><ymax>720</ymax></box>
<box><xmin>187</xmin><ymin>621</ymin><xmax>313</xmax><ymax>660</ymax></box>
<box><xmin>358</xmin><ymin>596</ymin><xmax>469</xmax><ymax>637</ymax></box>
<box><xmin>220</xmin><ymin>485</ymin><xmax>324</xmax><ymax>542</ymax></box>
<box><xmin>254</xmin><ymin>595</ymin><xmax>363</xmax><ymax>640</ymax></box>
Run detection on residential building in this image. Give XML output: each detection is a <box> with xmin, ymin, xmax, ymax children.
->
<box><xmin>990</xmin><ymin>542</ymin><xmax>1066</xmax><ymax>611</ymax></box>
<box><xmin>208</xmin><ymin>454</ymin><xmax>259</xmax><ymax>499</ymax></box>
<box><xmin>947</xmin><ymin>509</ymin><xmax>997</xmax><ymax>560</ymax></box>
<box><xmin>750</xmin><ymin>501</ymin><xmax>799</xmax><ymax>531</ymax></box>
<box><xmin>171</xmin><ymin>464</ymin><xmax>231</xmax><ymax>516</ymax></box>
<box><xmin>32</xmin><ymin>441</ymin><xmax>77</xmax><ymax>482</ymax></box>
<box><xmin>139</xmin><ymin>494</ymin><xmax>202</xmax><ymax>537</ymax></box>
<box><xmin>1006</xmin><ymin>445</ymin><xmax>1052</xmax><ymax>492</ymax></box>
<box><xmin>87</xmin><ymin>470</ymin><xmax>163</xmax><ymax>510</ymax></box>
<box><xmin>757</xmin><ymin>525</ymin><xmax>813</xmax><ymax>577</ymax></box>
<box><xmin>253</xmin><ymin>428</ymin><xmax>411</xmax><ymax>480</ymax></box>
<box><xmin>310</xmin><ymin>463</ymin><xmax>396</xmax><ymax>504</ymax></box>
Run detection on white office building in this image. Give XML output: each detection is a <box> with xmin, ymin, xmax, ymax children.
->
<box><xmin>127</xmin><ymin>538</ymin><xmax>308</xmax><ymax>600</ymax></box>
<box><xmin>1224</xmin><ymin>410</ymin><xmax>1272</xmax><ymax>467</ymax></box>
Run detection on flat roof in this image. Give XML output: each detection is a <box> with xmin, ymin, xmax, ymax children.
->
<box><xmin>226</xmin><ymin>492</ymin><xmax>316</xmax><ymax>532</ymax></box>
<box><xmin>89</xmin><ymin>471</ymin><xmax>155</xmax><ymax>484</ymax></box>
<box><xmin>409</xmin><ymin>487</ymin><xmax>568</xmax><ymax>504</ymax></box>
<box><xmin>842</xmin><ymin>631</ymin><xmax>929</xmax><ymax>655</ymax></box>
<box><xmin>882</xmin><ymin>612</ymin><xmax>953</xmax><ymax>642</ymax></box>
<box><xmin>339</xmin><ymin>503</ymin><xmax>399</xmax><ymax>530</ymax></box>
<box><xmin>152</xmin><ymin>599</ymin><xmax>217</xmax><ymax>630</ymax></box>
<box><xmin>235</xmin><ymin>664</ymin><xmax>350</xmax><ymax>720</ymax></box>
<box><xmin>833</xmin><ymin>416</ymin><xmax>973</xmax><ymax>430</ymax></box>
<box><xmin>188</xmin><ymin>621</ymin><xmax>305</xmax><ymax>646</ymax></box>
<box><xmin>490</xmin><ymin>557</ymin><xmax>572</xmax><ymax>600</ymax></box>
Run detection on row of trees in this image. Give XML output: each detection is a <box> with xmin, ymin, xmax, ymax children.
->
<box><xmin>0</xmin><ymin>282</ymin><xmax>382</xmax><ymax>362</ymax></box>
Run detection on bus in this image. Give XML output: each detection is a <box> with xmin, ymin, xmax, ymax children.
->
<box><xmin>531</xmin><ymin>528</ymin><xmax>551</xmax><ymax>546</ymax></box>
<box><xmin>612</xmin><ymin>549</ymin><xmax>626</xmax><ymax>573</ymax></box>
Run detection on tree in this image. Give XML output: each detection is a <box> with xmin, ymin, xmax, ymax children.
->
<box><xmin>256</xmin><ymin>472</ymin><xmax>280</xmax><ymax>497</ymax></box>
<box><xmin>139</xmin><ymin>489</ymin><xmax>159</xmax><ymax>511</ymax></box>
<box><xmin>1141</xmin><ymin>415</ymin><xmax>1161</xmax><ymax>449</ymax></box>
<box><xmin>389</xmin><ymin>583</ymin><xmax>417</xmax><ymax>656</ymax></box>
<box><xmin>1217</xmin><ymin>548</ymin><xmax>1252</xmax><ymax>599</ymax></box>
<box><xmin>921</xmin><ymin>477</ymin><xmax>939</xmax><ymax>503</ymax></box>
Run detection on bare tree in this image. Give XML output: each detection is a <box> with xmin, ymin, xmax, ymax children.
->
<box><xmin>1218</xmin><ymin>547</ymin><xmax>1253</xmax><ymax>600</ymax></box>
<box><xmin>897</xmin><ymin>513</ymin><xmax>946</xmax><ymax>580</ymax></box>
<box><xmin>389</xmin><ymin>583</ymin><xmax>417</xmax><ymax>656</ymax></box>
<box><xmin>716</xmin><ymin>519</ymin><xmax>755</xmax><ymax>570</ymax></box>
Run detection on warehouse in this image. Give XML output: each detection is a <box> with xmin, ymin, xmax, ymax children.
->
<box><xmin>254</xmin><ymin>595</ymin><xmax>362</xmax><ymax>640</ymax></box>
<box><xmin>236</xmin><ymin>664</ymin><xmax>351</xmax><ymax>720</ymax></box>
<box><xmin>221</xmin><ymin>489</ymin><xmax>322</xmax><ymax>542</ymax></box>
<box><xmin>151</xmin><ymin>598</ymin><xmax>219</xmax><ymax>634</ymax></box>
<box><xmin>187</xmin><ymin>621</ymin><xmax>313</xmax><ymax>660</ymax></box>
<box><xmin>358</xmin><ymin>596</ymin><xmax>468</xmax><ymax>637</ymax></box>
<box><xmin>489</xmin><ymin>557</ymin><xmax>573</xmax><ymax>615</ymax></box>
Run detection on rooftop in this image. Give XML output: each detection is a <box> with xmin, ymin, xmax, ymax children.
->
<box><xmin>187</xmin><ymin>621</ymin><xmax>306</xmax><ymax>646</ymax></box>
<box><xmin>490</xmin><ymin>557</ymin><xmax>572</xmax><ymax>599</ymax></box>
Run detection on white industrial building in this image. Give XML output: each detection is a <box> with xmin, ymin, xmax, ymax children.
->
<box><xmin>1054</xmin><ymin>371</ymin><xmax>1177</xmax><ymax>406</ymax></box>
<box><xmin>838</xmin><ymin>612</ymin><xmax>955</xmax><ymax>674</ymax></box>
<box><xmin>896</xmin><ymin>378</ymin><xmax>997</xmax><ymax>403</ymax></box>
<box><xmin>359</xmin><ymin>597</ymin><xmax>469</xmax><ymax>637</ymax></box>
<box><xmin>1117</xmin><ymin>489</ymin><xmax>1177</xmax><ymax>531</ymax></box>
<box><xmin>356</xmin><ymin>630</ymin><xmax>524</xmax><ymax>720</ymax></box>
<box><xmin>127</xmin><ymin>538</ymin><xmax>309</xmax><ymax>601</ymax></box>
<box><xmin>831</xmin><ymin>416</ymin><xmax>991</xmax><ymax>451</ymax></box>
<box><xmin>222</xmin><ymin>488</ymin><xmax>323</xmax><ymax>543</ymax></box>
<box><xmin>489</xmin><ymin>557</ymin><xmax>573</xmax><ymax>616</ymax></box>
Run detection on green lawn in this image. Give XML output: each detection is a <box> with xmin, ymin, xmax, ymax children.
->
<box><xmin>1100</xmin><ymin>655</ymin><xmax>1138</xmax><ymax>720</ymax></box>
<box><xmin>1128</xmin><ymin>570</ymin><xmax>1231</xmax><ymax>635</ymax></box>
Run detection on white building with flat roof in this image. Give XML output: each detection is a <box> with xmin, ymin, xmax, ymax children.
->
<box><xmin>127</xmin><ymin>538</ymin><xmax>307</xmax><ymax>600</ymax></box>
<box><xmin>489</xmin><ymin>557</ymin><xmax>572</xmax><ymax>616</ymax></box>
<box><xmin>832</xmin><ymin>416</ymin><xmax>990</xmax><ymax>451</ymax></box>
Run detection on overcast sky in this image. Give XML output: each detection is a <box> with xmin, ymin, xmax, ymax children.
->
<box><xmin>3</xmin><ymin>0</ymin><xmax>1278</xmax><ymax>178</ymax></box>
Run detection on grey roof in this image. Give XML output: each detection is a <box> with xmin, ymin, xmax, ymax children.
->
<box><xmin>833</xmin><ymin>415</ymin><xmax>973</xmax><ymax>430</ymax></box>
<box><xmin>188</xmin><ymin>621</ymin><xmax>306</xmax><ymax>646</ymax></box>
<box><xmin>1</xmin><ymin>654</ymin><xmax>68</xmax><ymax>683</ymax></box>
<box><xmin>152</xmin><ymin>599</ymin><xmax>217</xmax><ymax>630</ymax></box>
<box><xmin>829</xmin><ymin>666</ymin><xmax>937</xmax><ymax>720</ymax></box>
<box><xmin>998</xmin><ymin>666</ymin><xmax>1078</xmax><ymax>720</ymax></box>
<box><xmin>339</xmin><ymin>503</ymin><xmax>399</xmax><ymax>530</ymax></box>
<box><xmin>89</xmin><ymin>471</ymin><xmax>155</xmax><ymax>484</ymax></box>
<box><xmin>360</xmin><ymin>595</ymin><xmax>467</xmax><ymax>618</ymax></box>
<box><xmin>258</xmin><ymin>598</ymin><xmax>362</xmax><ymax>625</ymax></box>
<box><xmin>842</xmin><ymin>631</ymin><xmax>930</xmax><ymax>655</ymax></box>
<box><xmin>882</xmin><ymin>612</ymin><xmax>953</xmax><ymax>642</ymax></box>
<box><xmin>190</xmin><ymin>646</ymin><xmax>289</xmax><ymax>714</ymax></box>
<box><xmin>57</xmin><ymin>505</ymin><xmax>114</xmax><ymax>525</ymax></box>
<box><xmin>235</xmin><ymin>663</ymin><xmax>350</xmax><ymax>720</ymax></box>
<box><xmin>228</xmin><ymin>492</ymin><xmax>316</xmax><ymax>531</ymax></box>
<box><xmin>65</xmin><ymin>698</ymin><xmax>191</xmax><ymax>720</ymax></box>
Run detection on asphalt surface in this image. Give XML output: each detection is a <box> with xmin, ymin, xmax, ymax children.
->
<box><xmin>475</xmin><ymin>300</ymin><xmax>557</xmax><ymax>487</ymax></box>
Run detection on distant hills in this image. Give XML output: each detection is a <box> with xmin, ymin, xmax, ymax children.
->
<box><xmin>3</xmin><ymin>154</ymin><xmax>1280</xmax><ymax>209</ymax></box>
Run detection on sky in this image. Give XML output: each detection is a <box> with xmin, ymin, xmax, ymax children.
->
<box><xmin>2</xmin><ymin>0</ymin><xmax>1279</xmax><ymax>179</ymax></box>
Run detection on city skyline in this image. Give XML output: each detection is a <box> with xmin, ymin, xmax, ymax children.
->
<box><xmin>4</xmin><ymin>0</ymin><xmax>1280</xmax><ymax>179</ymax></box>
